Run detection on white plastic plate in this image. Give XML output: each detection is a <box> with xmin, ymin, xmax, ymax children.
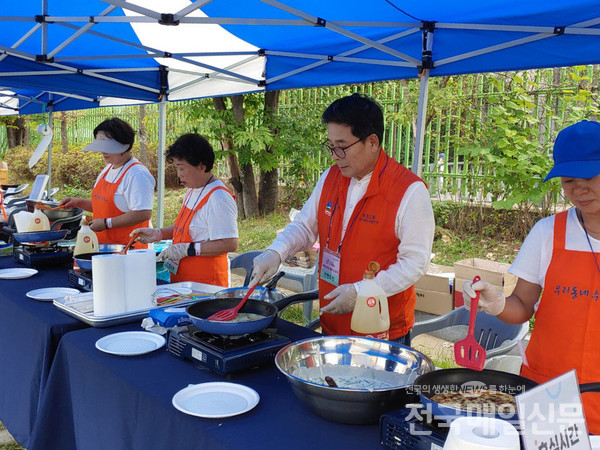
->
<box><xmin>26</xmin><ymin>287</ymin><xmax>80</xmax><ymax>301</ymax></box>
<box><xmin>172</xmin><ymin>382</ymin><xmax>260</xmax><ymax>418</ymax></box>
<box><xmin>95</xmin><ymin>331</ymin><xmax>166</xmax><ymax>356</ymax></box>
<box><xmin>0</xmin><ymin>268</ymin><xmax>38</xmax><ymax>279</ymax></box>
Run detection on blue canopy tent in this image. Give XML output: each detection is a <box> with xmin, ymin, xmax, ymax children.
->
<box><xmin>2</xmin><ymin>0</ymin><xmax>600</xmax><ymax>225</ymax></box>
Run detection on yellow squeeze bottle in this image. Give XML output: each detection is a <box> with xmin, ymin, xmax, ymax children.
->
<box><xmin>73</xmin><ymin>217</ymin><xmax>99</xmax><ymax>256</ymax></box>
<box><xmin>27</xmin><ymin>208</ymin><xmax>50</xmax><ymax>232</ymax></box>
<box><xmin>350</xmin><ymin>261</ymin><xmax>390</xmax><ymax>340</ymax></box>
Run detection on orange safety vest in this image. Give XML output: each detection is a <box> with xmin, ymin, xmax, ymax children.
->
<box><xmin>91</xmin><ymin>162</ymin><xmax>149</xmax><ymax>248</ymax></box>
<box><xmin>317</xmin><ymin>150</ymin><xmax>425</xmax><ymax>339</ymax></box>
<box><xmin>521</xmin><ymin>210</ymin><xmax>600</xmax><ymax>434</ymax></box>
<box><xmin>170</xmin><ymin>186</ymin><xmax>233</xmax><ymax>287</ymax></box>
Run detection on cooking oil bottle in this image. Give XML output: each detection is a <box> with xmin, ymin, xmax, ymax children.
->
<box><xmin>27</xmin><ymin>208</ymin><xmax>50</xmax><ymax>232</ymax></box>
<box><xmin>351</xmin><ymin>261</ymin><xmax>390</xmax><ymax>340</ymax></box>
<box><xmin>73</xmin><ymin>216</ymin><xmax>98</xmax><ymax>256</ymax></box>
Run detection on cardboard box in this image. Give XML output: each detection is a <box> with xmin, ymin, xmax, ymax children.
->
<box><xmin>454</xmin><ymin>258</ymin><xmax>517</xmax><ymax>286</ymax></box>
<box><xmin>0</xmin><ymin>162</ymin><xmax>7</xmax><ymax>186</ymax></box>
<box><xmin>414</xmin><ymin>264</ymin><xmax>454</xmax><ymax>315</ymax></box>
<box><xmin>415</xmin><ymin>264</ymin><xmax>454</xmax><ymax>292</ymax></box>
<box><xmin>415</xmin><ymin>289</ymin><xmax>454</xmax><ymax>315</ymax></box>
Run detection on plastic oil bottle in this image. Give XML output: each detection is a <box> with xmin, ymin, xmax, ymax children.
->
<box><xmin>27</xmin><ymin>208</ymin><xmax>50</xmax><ymax>232</ymax></box>
<box><xmin>73</xmin><ymin>216</ymin><xmax>99</xmax><ymax>257</ymax></box>
<box><xmin>351</xmin><ymin>261</ymin><xmax>390</xmax><ymax>340</ymax></box>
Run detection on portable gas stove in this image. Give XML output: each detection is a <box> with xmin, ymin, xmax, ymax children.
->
<box><xmin>380</xmin><ymin>406</ymin><xmax>449</xmax><ymax>450</ymax></box>
<box><xmin>68</xmin><ymin>268</ymin><xmax>93</xmax><ymax>292</ymax></box>
<box><xmin>167</xmin><ymin>325</ymin><xmax>291</xmax><ymax>376</ymax></box>
<box><xmin>13</xmin><ymin>243</ymin><xmax>73</xmax><ymax>268</ymax></box>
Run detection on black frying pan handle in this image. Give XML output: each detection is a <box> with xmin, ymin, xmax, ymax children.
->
<box><xmin>265</xmin><ymin>271</ymin><xmax>285</xmax><ymax>290</ymax></box>
<box><xmin>579</xmin><ymin>383</ymin><xmax>600</xmax><ymax>394</ymax></box>
<box><xmin>273</xmin><ymin>289</ymin><xmax>319</xmax><ymax>310</ymax></box>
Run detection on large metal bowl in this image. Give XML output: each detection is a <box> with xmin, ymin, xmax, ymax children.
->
<box><xmin>275</xmin><ymin>336</ymin><xmax>434</xmax><ymax>424</ymax></box>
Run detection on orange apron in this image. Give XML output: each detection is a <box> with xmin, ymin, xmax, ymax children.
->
<box><xmin>521</xmin><ymin>210</ymin><xmax>600</xmax><ymax>434</ymax></box>
<box><xmin>317</xmin><ymin>151</ymin><xmax>425</xmax><ymax>339</ymax></box>
<box><xmin>171</xmin><ymin>186</ymin><xmax>232</xmax><ymax>287</ymax></box>
<box><xmin>91</xmin><ymin>162</ymin><xmax>149</xmax><ymax>248</ymax></box>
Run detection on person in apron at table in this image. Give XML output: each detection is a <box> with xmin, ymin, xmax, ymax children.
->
<box><xmin>133</xmin><ymin>133</ymin><xmax>238</xmax><ymax>287</ymax></box>
<box><xmin>247</xmin><ymin>93</ymin><xmax>435</xmax><ymax>344</ymax></box>
<box><xmin>59</xmin><ymin>117</ymin><xmax>155</xmax><ymax>248</ymax></box>
<box><xmin>463</xmin><ymin>120</ymin><xmax>600</xmax><ymax>434</ymax></box>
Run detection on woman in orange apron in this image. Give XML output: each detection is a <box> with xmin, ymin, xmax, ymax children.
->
<box><xmin>133</xmin><ymin>133</ymin><xmax>238</xmax><ymax>287</ymax></box>
<box><xmin>59</xmin><ymin>118</ymin><xmax>155</xmax><ymax>248</ymax></box>
<box><xmin>463</xmin><ymin>120</ymin><xmax>600</xmax><ymax>434</ymax></box>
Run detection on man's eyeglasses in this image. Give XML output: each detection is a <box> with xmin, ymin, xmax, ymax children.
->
<box><xmin>321</xmin><ymin>138</ymin><xmax>362</xmax><ymax>159</ymax></box>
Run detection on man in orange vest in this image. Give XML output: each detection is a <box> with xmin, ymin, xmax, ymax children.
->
<box><xmin>249</xmin><ymin>94</ymin><xmax>435</xmax><ymax>344</ymax></box>
<box><xmin>133</xmin><ymin>133</ymin><xmax>238</xmax><ymax>287</ymax></box>
<box><xmin>463</xmin><ymin>120</ymin><xmax>600</xmax><ymax>434</ymax></box>
<box><xmin>60</xmin><ymin>118</ymin><xmax>154</xmax><ymax>248</ymax></box>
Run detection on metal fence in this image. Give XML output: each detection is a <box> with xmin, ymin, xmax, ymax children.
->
<box><xmin>2</xmin><ymin>65</ymin><xmax>598</xmax><ymax>203</ymax></box>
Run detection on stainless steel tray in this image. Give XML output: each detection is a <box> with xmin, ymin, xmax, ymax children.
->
<box><xmin>53</xmin><ymin>282</ymin><xmax>222</xmax><ymax>328</ymax></box>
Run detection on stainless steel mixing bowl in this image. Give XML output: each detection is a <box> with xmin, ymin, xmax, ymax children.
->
<box><xmin>275</xmin><ymin>335</ymin><xmax>434</xmax><ymax>424</ymax></box>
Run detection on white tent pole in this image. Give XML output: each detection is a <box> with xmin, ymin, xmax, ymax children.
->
<box><xmin>412</xmin><ymin>71</ymin><xmax>429</xmax><ymax>176</ymax></box>
<box><xmin>412</xmin><ymin>24</ymin><xmax>434</xmax><ymax>177</ymax></box>
<box><xmin>156</xmin><ymin>97</ymin><xmax>166</xmax><ymax>228</ymax></box>
<box><xmin>47</xmin><ymin>95</ymin><xmax>53</xmax><ymax>194</ymax></box>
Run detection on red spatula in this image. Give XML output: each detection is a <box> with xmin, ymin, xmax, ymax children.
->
<box><xmin>454</xmin><ymin>275</ymin><xmax>486</xmax><ymax>371</ymax></box>
<box><xmin>207</xmin><ymin>284</ymin><xmax>257</xmax><ymax>321</ymax></box>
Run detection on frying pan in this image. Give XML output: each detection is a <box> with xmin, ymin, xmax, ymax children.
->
<box><xmin>73</xmin><ymin>244</ymin><xmax>125</xmax><ymax>271</ymax></box>
<box><xmin>186</xmin><ymin>290</ymin><xmax>318</xmax><ymax>335</ymax></box>
<box><xmin>413</xmin><ymin>368</ymin><xmax>600</xmax><ymax>422</ymax></box>
<box><xmin>13</xmin><ymin>229</ymin><xmax>69</xmax><ymax>244</ymax></box>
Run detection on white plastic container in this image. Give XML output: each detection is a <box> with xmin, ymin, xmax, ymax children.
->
<box><xmin>73</xmin><ymin>219</ymin><xmax>99</xmax><ymax>256</ymax></box>
<box><xmin>351</xmin><ymin>261</ymin><xmax>390</xmax><ymax>340</ymax></box>
<box><xmin>13</xmin><ymin>211</ymin><xmax>33</xmax><ymax>232</ymax></box>
<box><xmin>27</xmin><ymin>208</ymin><xmax>50</xmax><ymax>232</ymax></box>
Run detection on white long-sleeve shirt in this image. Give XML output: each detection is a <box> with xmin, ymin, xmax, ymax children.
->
<box><xmin>269</xmin><ymin>166</ymin><xmax>435</xmax><ymax>296</ymax></box>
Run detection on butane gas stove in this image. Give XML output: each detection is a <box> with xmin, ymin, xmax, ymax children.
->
<box><xmin>13</xmin><ymin>243</ymin><xmax>73</xmax><ymax>268</ymax></box>
<box><xmin>68</xmin><ymin>268</ymin><xmax>93</xmax><ymax>291</ymax></box>
<box><xmin>167</xmin><ymin>325</ymin><xmax>291</xmax><ymax>376</ymax></box>
<box><xmin>380</xmin><ymin>406</ymin><xmax>449</xmax><ymax>450</ymax></box>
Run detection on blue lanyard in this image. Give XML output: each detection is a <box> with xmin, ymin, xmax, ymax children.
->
<box><xmin>578</xmin><ymin>209</ymin><xmax>600</xmax><ymax>276</ymax></box>
<box><xmin>325</xmin><ymin>155</ymin><xmax>389</xmax><ymax>253</ymax></box>
<box><xmin>175</xmin><ymin>175</ymin><xmax>213</xmax><ymax>237</ymax></box>
<box><xmin>325</xmin><ymin>197</ymin><xmax>368</xmax><ymax>253</ymax></box>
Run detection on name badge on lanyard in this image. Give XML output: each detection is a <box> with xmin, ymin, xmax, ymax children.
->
<box><xmin>320</xmin><ymin>247</ymin><xmax>341</xmax><ymax>286</ymax></box>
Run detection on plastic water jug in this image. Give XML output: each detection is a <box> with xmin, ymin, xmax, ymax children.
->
<box><xmin>73</xmin><ymin>217</ymin><xmax>99</xmax><ymax>256</ymax></box>
<box><xmin>27</xmin><ymin>208</ymin><xmax>50</xmax><ymax>232</ymax></box>
<box><xmin>351</xmin><ymin>261</ymin><xmax>390</xmax><ymax>340</ymax></box>
<box><xmin>13</xmin><ymin>211</ymin><xmax>33</xmax><ymax>233</ymax></box>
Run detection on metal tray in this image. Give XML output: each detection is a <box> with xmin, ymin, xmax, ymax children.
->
<box><xmin>53</xmin><ymin>282</ymin><xmax>222</xmax><ymax>328</ymax></box>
